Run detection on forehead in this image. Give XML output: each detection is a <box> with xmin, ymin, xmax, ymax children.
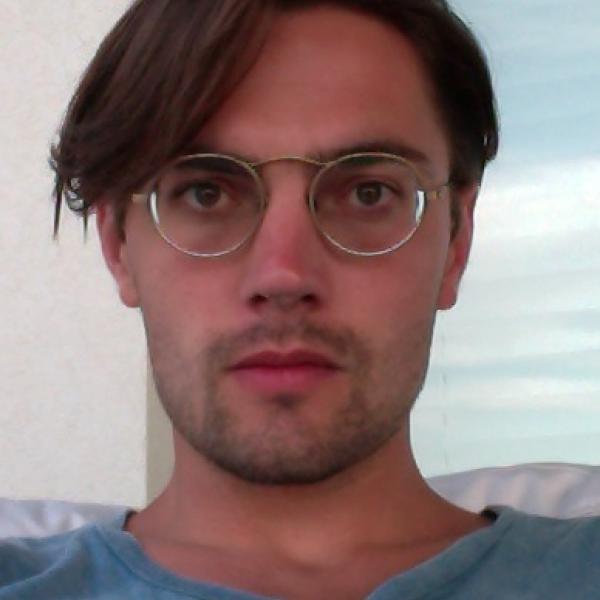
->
<box><xmin>197</xmin><ymin>5</ymin><xmax>450</xmax><ymax>179</ymax></box>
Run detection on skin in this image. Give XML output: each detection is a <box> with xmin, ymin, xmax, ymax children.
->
<box><xmin>97</xmin><ymin>6</ymin><xmax>485</xmax><ymax>600</ymax></box>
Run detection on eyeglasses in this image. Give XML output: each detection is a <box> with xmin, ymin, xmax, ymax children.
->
<box><xmin>132</xmin><ymin>152</ymin><xmax>449</xmax><ymax>258</ymax></box>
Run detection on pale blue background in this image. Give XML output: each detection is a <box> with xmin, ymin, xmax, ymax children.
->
<box><xmin>413</xmin><ymin>0</ymin><xmax>600</xmax><ymax>475</ymax></box>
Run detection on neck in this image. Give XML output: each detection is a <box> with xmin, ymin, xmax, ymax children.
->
<box><xmin>128</xmin><ymin>427</ymin><xmax>481</xmax><ymax>564</ymax></box>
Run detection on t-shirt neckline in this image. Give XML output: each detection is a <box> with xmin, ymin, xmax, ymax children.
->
<box><xmin>95</xmin><ymin>505</ymin><xmax>518</xmax><ymax>600</ymax></box>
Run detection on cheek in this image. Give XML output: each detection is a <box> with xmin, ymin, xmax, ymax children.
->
<box><xmin>341</xmin><ymin>267</ymin><xmax>437</xmax><ymax>414</ymax></box>
<box><xmin>342</xmin><ymin>247</ymin><xmax>446</xmax><ymax>325</ymax></box>
<box><xmin>124</xmin><ymin>209</ymin><xmax>237</xmax><ymax>328</ymax></box>
<box><xmin>136</xmin><ymin>263</ymin><xmax>235</xmax><ymax>342</ymax></box>
<box><xmin>135</xmin><ymin>256</ymin><xmax>277</xmax><ymax>380</ymax></box>
<box><xmin>335</xmin><ymin>216</ymin><xmax>450</xmax><ymax>367</ymax></box>
<box><xmin>335</xmin><ymin>268</ymin><xmax>437</xmax><ymax>386</ymax></box>
<box><xmin>136</xmin><ymin>267</ymin><xmax>228</xmax><ymax>399</ymax></box>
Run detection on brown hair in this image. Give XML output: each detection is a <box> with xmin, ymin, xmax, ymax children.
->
<box><xmin>51</xmin><ymin>0</ymin><xmax>498</xmax><ymax>235</ymax></box>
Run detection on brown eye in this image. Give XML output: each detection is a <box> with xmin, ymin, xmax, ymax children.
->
<box><xmin>354</xmin><ymin>182</ymin><xmax>385</xmax><ymax>206</ymax></box>
<box><xmin>187</xmin><ymin>182</ymin><xmax>223</xmax><ymax>209</ymax></box>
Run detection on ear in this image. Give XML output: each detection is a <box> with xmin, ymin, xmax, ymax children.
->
<box><xmin>436</xmin><ymin>182</ymin><xmax>479</xmax><ymax>310</ymax></box>
<box><xmin>96</xmin><ymin>204</ymin><xmax>140</xmax><ymax>308</ymax></box>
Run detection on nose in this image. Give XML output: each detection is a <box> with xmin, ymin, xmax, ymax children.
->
<box><xmin>238</xmin><ymin>172</ymin><xmax>329</xmax><ymax>317</ymax></box>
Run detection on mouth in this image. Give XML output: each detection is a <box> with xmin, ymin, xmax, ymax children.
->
<box><xmin>228</xmin><ymin>349</ymin><xmax>342</xmax><ymax>394</ymax></box>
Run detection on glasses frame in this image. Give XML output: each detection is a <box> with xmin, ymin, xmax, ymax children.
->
<box><xmin>132</xmin><ymin>152</ymin><xmax>449</xmax><ymax>258</ymax></box>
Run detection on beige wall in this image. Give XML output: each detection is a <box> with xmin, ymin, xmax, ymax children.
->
<box><xmin>146</xmin><ymin>372</ymin><xmax>175</xmax><ymax>502</ymax></box>
<box><xmin>0</xmin><ymin>1</ymin><xmax>153</xmax><ymax>508</ymax></box>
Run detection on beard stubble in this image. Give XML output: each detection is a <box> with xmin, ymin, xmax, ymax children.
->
<box><xmin>147</xmin><ymin>315</ymin><xmax>435</xmax><ymax>485</ymax></box>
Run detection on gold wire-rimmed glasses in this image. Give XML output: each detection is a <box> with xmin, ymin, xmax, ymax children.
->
<box><xmin>131</xmin><ymin>152</ymin><xmax>449</xmax><ymax>258</ymax></box>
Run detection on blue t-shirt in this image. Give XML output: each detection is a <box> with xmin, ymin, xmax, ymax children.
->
<box><xmin>1</xmin><ymin>507</ymin><xmax>600</xmax><ymax>598</ymax></box>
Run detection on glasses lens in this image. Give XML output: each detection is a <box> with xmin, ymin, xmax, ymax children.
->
<box><xmin>153</xmin><ymin>155</ymin><xmax>263</xmax><ymax>255</ymax></box>
<box><xmin>311</xmin><ymin>155</ymin><xmax>422</xmax><ymax>254</ymax></box>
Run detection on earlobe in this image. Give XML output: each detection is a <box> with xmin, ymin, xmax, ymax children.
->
<box><xmin>436</xmin><ymin>183</ymin><xmax>478</xmax><ymax>310</ymax></box>
<box><xmin>96</xmin><ymin>204</ymin><xmax>140</xmax><ymax>308</ymax></box>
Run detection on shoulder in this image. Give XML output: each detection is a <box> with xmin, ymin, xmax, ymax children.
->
<box><xmin>0</xmin><ymin>515</ymin><xmax>136</xmax><ymax>600</ymax></box>
<box><xmin>481</xmin><ymin>508</ymin><xmax>600</xmax><ymax>594</ymax></box>
<box><xmin>495</xmin><ymin>507</ymin><xmax>600</xmax><ymax>549</ymax></box>
<box><xmin>0</xmin><ymin>525</ymin><xmax>96</xmax><ymax>586</ymax></box>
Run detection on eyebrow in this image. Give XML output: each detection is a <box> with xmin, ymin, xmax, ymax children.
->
<box><xmin>311</xmin><ymin>140</ymin><xmax>431</xmax><ymax>167</ymax></box>
<box><xmin>186</xmin><ymin>139</ymin><xmax>431</xmax><ymax>165</ymax></box>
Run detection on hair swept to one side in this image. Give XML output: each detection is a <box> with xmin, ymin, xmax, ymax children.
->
<box><xmin>51</xmin><ymin>0</ymin><xmax>272</xmax><ymax>236</ymax></box>
<box><xmin>50</xmin><ymin>0</ymin><xmax>498</xmax><ymax>236</ymax></box>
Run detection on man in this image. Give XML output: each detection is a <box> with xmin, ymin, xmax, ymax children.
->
<box><xmin>1</xmin><ymin>0</ymin><xmax>599</xmax><ymax>598</ymax></box>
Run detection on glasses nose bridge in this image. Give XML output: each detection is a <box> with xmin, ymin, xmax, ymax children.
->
<box><xmin>248</xmin><ymin>154</ymin><xmax>327</xmax><ymax>207</ymax></box>
<box><xmin>253</xmin><ymin>155</ymin><xmax>324</xmax><ymax>169</ymax></box>
<box><xmin>251</xmin><ymin>155</ymin><xmax>325</xmax><ymax>195</ymax></box>
<box><xmin>245</xmin><ymin>156</ymin><xmax>328</xmax><ymax>260</ymax></box>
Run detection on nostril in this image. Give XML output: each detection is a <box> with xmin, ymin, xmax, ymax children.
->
<box><xmin>249</xmin><ymin>294</ymin><xmax>268</xmax><ymax>309</ymax></box>
<box><xmin>250</xmin><ymin>292</ymin><xmax>318</xmax><ymax>311</ymax></box>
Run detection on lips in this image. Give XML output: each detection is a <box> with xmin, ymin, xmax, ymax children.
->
<box><xmin>228</xmin><ymin>349</ymin><xmax>342</xmax><ymax>394</ymax></box>
<box><xmin>230</xmin><ymin>350</ymin><xmax>340</xmax><ymax>371</ymax></box>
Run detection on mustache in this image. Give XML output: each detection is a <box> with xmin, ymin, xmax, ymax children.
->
<box><xmin>206</xmin><ymin>321</ymin><xmax>372</xmax><ymax>371</ymax></box>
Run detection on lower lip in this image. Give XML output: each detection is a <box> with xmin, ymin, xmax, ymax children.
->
<box><xmin>229</xmin><ymin>365</ymin><xmax>340</xmax><ymax>394</ymax></box>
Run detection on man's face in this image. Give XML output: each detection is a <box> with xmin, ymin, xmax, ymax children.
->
<box><xmin>99</xmin><ymin>6</ymin><xmax>474</xmax><ymax>485</ymax></box>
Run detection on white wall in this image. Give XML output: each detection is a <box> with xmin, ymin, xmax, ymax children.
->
<box><xmin>0</xmin><ymin>1</ymin><xmax>151</xmax><ymax>507</ymax></box>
